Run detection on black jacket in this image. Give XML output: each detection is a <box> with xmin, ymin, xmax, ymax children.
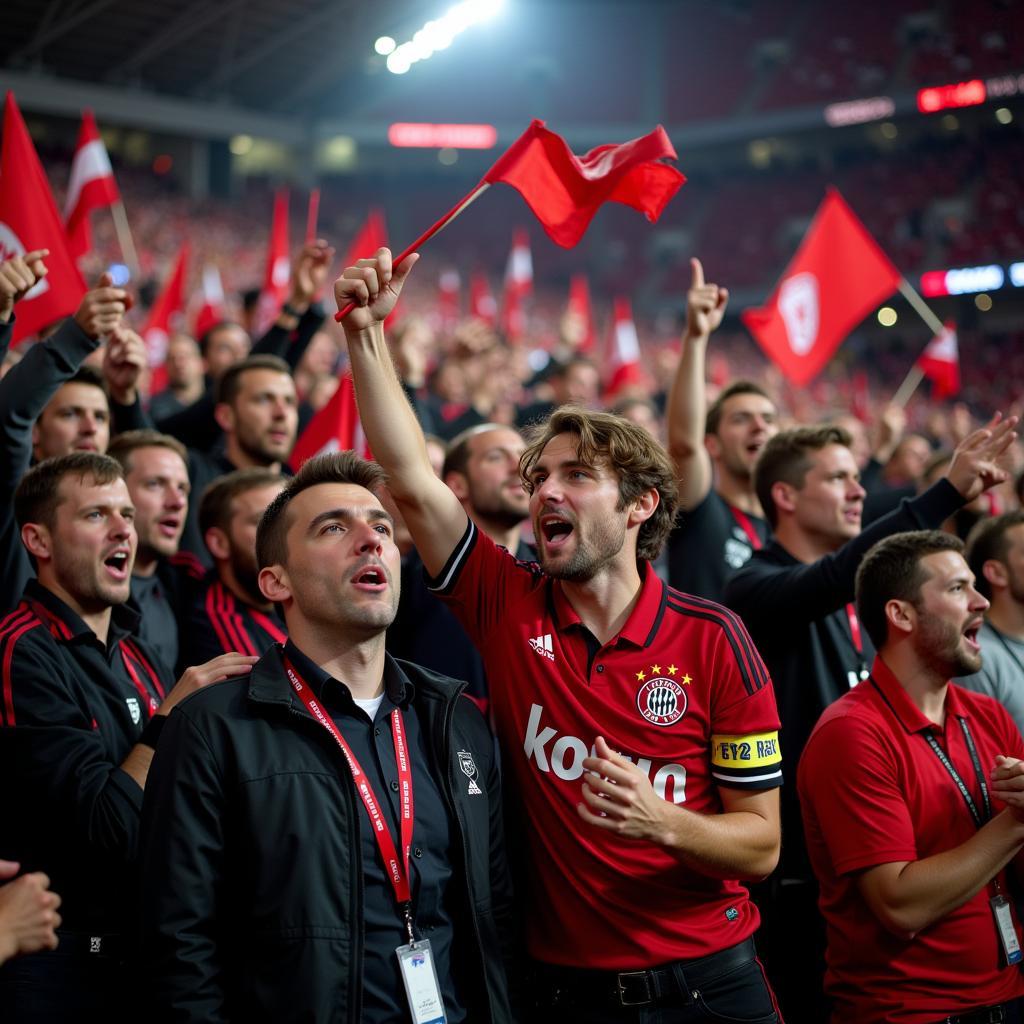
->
<box><xmin>139</xmin><ymin>645</ymin><xmax>515</xmax><ymax>1024</ymax></box>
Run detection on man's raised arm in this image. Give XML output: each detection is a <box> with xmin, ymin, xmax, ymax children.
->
<box><xmin>335</xmin><ymin>248</ymin><xmax>468</xmax><ymax>576</ymax></box>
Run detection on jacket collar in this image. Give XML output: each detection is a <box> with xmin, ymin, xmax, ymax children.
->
<box><xmin>24</xmin><ymin>578</ymin><xmax>140</xmax><ymax>647</ymax></box>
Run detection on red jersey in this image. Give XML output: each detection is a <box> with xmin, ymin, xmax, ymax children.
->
<box><xmin>431</xmin><ymin>522</ymin><xmax>782</xmax><ymax>967</ymax></box>
<box><xmin>798</xmin><ymin>656</ymin><xmax>1024</xmax><ymax>1023</ymax></box>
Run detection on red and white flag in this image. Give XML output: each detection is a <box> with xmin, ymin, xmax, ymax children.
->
<box><xmin>254</xmin><ymin>189</ymin><xmax>290</xmax><ymax>335</ymax></box>
<box><xmin>741</xmin><ymin>189</ymin><xmax>902</xmax><ymax>387</ymax></box>
<box><xmin>566</xmin><ymin>273</ymin><xmax>596</xmax><ymax>353</ymax></box>
<box><xmin>192</xmin><ymin>264</ymin><xmax>226</xmax><ymax>339</ymax></box>
<box><xmin>916</xmin><ymin>320</ymin><xmax>960</xmax><ymax>399</ymax></box>
<box><xmin>502</xmin><ymin>228</ymin><xmax>532</xmax><ymax>341</ymax></box>
<box><xmin>0</xmin><ymin>92</ymin><xmax>87</xmax><ymax>344</ymax></box>
<box><xmin>470</xmin><ymin>272</ymin><xmax>497</xmax><ymax>326</ymax></box>
<box><xmin>438</xmin><ymin>268</ymin><xmax>461</xmax><ymax>330</ymax></box>
<box><xmin>605</xmin><ymin>296</ymin><xmax>643</xmax><ymax>397</ymax></box>
<box><xmin>64</xmin><ymin>109</ymin><xmax>120</xmax><ymax>261</ymax></box>
<box><xmin>291</xmin><ymin>371</ymin><xmax>369</xmax><ymax>468</ymax></box>
<box><xmin>142</xmin><ymin>244</ymin><xmax>189</xmax><ymax>376</ymax></box>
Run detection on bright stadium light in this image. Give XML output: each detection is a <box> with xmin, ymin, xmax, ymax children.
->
<box><xmin>877</xmin><ymin>307</ymin><xmax>898</xmax><ymax>327</ymax></box>
<box><xmin>375</xmin><ymin>36</ymin><xmax>396</xmax><ymax>55</ymax></box>
<box><xmin>380</xmin><ymin>0</ymin><xmax>505</xmax><ymax>75</ymax></box>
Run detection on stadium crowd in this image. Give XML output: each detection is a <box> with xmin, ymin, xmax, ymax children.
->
<box><xmin>0</xmin><ymin>193</ymin><xmax>1023</xmax><ymax>1024</ymax></box>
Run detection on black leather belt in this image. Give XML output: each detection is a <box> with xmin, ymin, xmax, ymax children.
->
<box><xmin>532</xmin><ymin>936</ymin><xmax>758</xmax><ymax>1009</ymax></box>
<box><xmin>935</xmin><ymin>1006</ymin><xmax>1008</xmax><ymax>1024</ymax></box>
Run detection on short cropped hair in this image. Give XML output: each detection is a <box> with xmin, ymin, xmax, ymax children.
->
<box><xmin>965</xmin><ymin>510</ymin><xmax>1024</xmax><ymax>600</ymax></box>
<box><xmin>855</xmin><ymin>530</ymin><xmax>965</xmax><ymax>650</ymax></box>
<box><xmin>519</xmin><ymin>406</ymin><xmax>678</xmax><ymax>562</ymax></box>
<box><xmin>199</xmin><ymin>468</ymin><xmax>285</xmax><ymax>540</ymax></box>
<box><xmin>442</xmin><ymin>423</ymin><xmax>515</xmax><ymax>480</ymax></box>
<box><xmin>15</xmin><ymin>452</ymin><xmax>123</xmax><ymax>532</ymax></box>
<box><xmin>754</xmin><ymin>425</ymin><xmax>852</xmax><ymax>529</ymax></box>
<box><xmin>107</xmin><ymin>430</ymin><xmax>187</xmax><ymax>472</ymax></box>
<box><xmin>216</xmin><ymin>354</ymin><xmax>291</xmax><ymax>407</ymax></box>
<box><xmin>256</xmin><ymin>451</ymin><xmax>389</xmax><ymax>570</ymax></box>
<box><xmin>705</xmin><ymin>381</ymin><xmax>773</xmax><ymax>437</ymax></box>
<box><xmin>198</xmin><ymin>321</ymin><xmax>244</xmax><ymax>359</ymax></box>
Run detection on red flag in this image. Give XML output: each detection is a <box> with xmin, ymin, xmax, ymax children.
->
<box><xmin>741</xmin><ymin>189</ymin><xmax>901</xmax><ymax>387</ymax></box>
<box><xmin>255</xmin><ymin>189</ymin><xmax>290</xmax><ymax>334</ymax></box>
<box><xmin>65</xmin><ymin>109</ymin><xmax>120</xmax><ymax>261</ymax></box>
<box><xmin>916</xmin><ymin>320</ymin><xmax>960</xmax><ymax>399</ymax></box>
<box><xmin>0</xmin><ymin>93</ymin><xmax>87</xmax><ymax>344</ymax></box>
<box><xmin>438</xmin><ymin>268</ymin><xmax>461</xmax><ymax>330</ymax></box>
<box><xmin>851</xmin><ymin>370</ymin><xmax>871</xmax><ymax>422</ymax></box>
<box><xmin>343</xmin><ymin>209</ymin><xmax>387</xmax><ymax>270</ymax></box>
<box><xmin>470</xmin><ymin>272</ymin><xmax>497</xmax><ymax>326</ymax></box>
<box><xmin>566</xmin><ymin>274</ymin><xmax>596</xmax><ymax>353</ymax></box>
<box><xmin>291</xmin><ymin>372</ymin><xmax>369</xmax><ymax>468</ymax></box>
<box><xmin>502</xmin><ymin>228</ymin><xmax>532</xmax><ymax>341</ymax></box>
<box><xmin>605</xmin><ymin>296</ymin><xmax>643</xmax><ymax>397</ymax></box>
<box><xmin>482</xmin><ymin>119</ymin><xmax>686</xmax><ymax>249</ymax></box>
<box><xmin>192</xmin><ymin>264</ymin><xmax>226</xmax><ymax>339</ymax></box>
<box><xmin>142</xmin><ymin>244</ymin><xmax>189</xmax><ymax>376</ymax></box>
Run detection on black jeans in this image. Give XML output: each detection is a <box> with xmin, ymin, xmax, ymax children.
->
<box><xmin>530</xmin><ymin>937</ymin><xmax>780</xmax><ymax>1023</ymax></box>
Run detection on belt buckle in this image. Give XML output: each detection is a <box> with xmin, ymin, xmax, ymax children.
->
<box><xmin>616</xmin><ymin>970</ymin><xmax>653</xmax><ymax>1007</ymax></box>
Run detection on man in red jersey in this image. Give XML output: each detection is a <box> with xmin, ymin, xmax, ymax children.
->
<box><xmin>799</xmin><ymin>530</ymin><xmax>1024</xmax><ymax>1023</ymax></box>
<box><xmin>336</xmin><ymin>249</ymin><xmax>783</xmax><ymax>1022</ymax></box>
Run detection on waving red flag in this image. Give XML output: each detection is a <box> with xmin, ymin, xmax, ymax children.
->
<box><xmin>142</xmin><ymin>244</ymin><xmax>189</xmax><ymax>384</ymax></box>
<box><xmin>741</xmin><ymin>189</ymin><xmax>901</xmax><ymax>387</ymax></box>
<box><xmin>502</xmin><ymin>228</ymin><xmax>533</xmax><ymax>341</ymax></box>
<box><xmin>65</xmin><ymin>109</ymin><xmax>120</xmax><ymax>261</ymax></box>
<box><xmin>0</xmin><ymin>93</ymin><xmax>87</xmax><ymax>344</ymax></box>
<box><xmin>291</xmin><ymin>372</ymin><xmax>369</xmax><ymax>467</ymax></box>
<box><xmin>192</xmin><ymin>264</ymin><xmax>226</xmax><ymax>339</ymax></box>
<box><xmin>916</xmin><ymin>321</ymin><xmax>960</xmax><ymax>399</ymax></box>
<box><xmin>566</xmin><ymin>274</ymin><xmax>596</xmax><ymax>353</ymax></box>
<box><xmin>604</xmin><ymin>296</ymin><xmax>644</xmax><ymax>397</ymax></box>
<box><xmin>470</xmin><ymin>272</ymin><xmax>497</xmax><ymax>326</ymax></box>
<box><xmin>483</xmin><ymin>119</ymin><xmax>686</xmax><ymax>248</ymax></box>
<box><xmin>254</xmin><ymin>189</ymin><xmax>290</xmax><ymax>334</ymax></box>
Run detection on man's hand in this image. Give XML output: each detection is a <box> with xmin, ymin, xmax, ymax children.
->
<box><xmin>74</xmin><ymin>272</ymin><xmax>129</xmax><ymax>339</ymax></box>
<box><xmin>0</xmin><ymin>861</ymin><xmax>61</xmax><ymax>966</ymax></box>
<box><xmin>158</xmin><ymin>652</ymin><xmax>259</xmax><ymax>717</ymax></box>
<box><xmin>334</xmin><ymin>248</ymin><xmax>419</xmax><ymax>334</ymax></box>
<box><xmin>872</xmin><ymin>403</ymin><xmax>906</xmax><ymax>464</ymax></box>
<box><xmin>0</xmin><ymin>250</ymin><xmax>49</xmax><ymax>324</ymax></box>
<box><xmin>577</xmin><ymin>736</ymin><xmax>672</xmax><ymax>843</ymax></box>
<box><xmin>102</xmin><ymin>324</ymin><xmax>147</xmax><ymax>405</ymax></box>
<box><xmin>288</xmin><ymin>240</ymin><xmax>336</xmax><ymax>312</ymax></box>
<box><xmin>991</xmin><ymin>756</ymin><xmax>1024</xmax><ymax>819</ymax></box>
<box><xmin>945</xmin><ymin>413</ymin><xmax>1019</xmax><ymax>502</ymax></box>
<box><xmin>684</xmin><ymin>257</ymin><xmax>728</xmax><ymax>342</ymax></box>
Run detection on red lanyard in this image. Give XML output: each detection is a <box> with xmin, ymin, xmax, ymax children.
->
<box><xmin>285</xmin><ymin>658</ymin><xmax>415</xmax><ymax>935</ymax></box>
<box><xmin>729</xmin><ymin>506</ymin><xmax>764</xmax><ymax>551</ymax></box>
<box><xmin>846</xmin><ymin>604</ymin><xmax>863</xmax><ymax>655</ymax></box>
<box><xmin>120</xmin><ymin>646</ymin><xmax>158</xmax><ymax>720</ymax></box>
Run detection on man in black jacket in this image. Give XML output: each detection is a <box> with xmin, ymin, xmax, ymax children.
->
<box><xmin>139</xmin><ymin>451</ymin><xmax>514</xmax><ymax>1024</ymax></box>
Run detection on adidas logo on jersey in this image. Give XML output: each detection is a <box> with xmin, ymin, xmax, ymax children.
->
<box><xmin>528</xmin><ymin>633</ymin><xmax>554</xmax><ymax>661</ymax></box>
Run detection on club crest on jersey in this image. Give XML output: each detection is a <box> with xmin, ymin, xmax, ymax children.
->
<box><xmin>635</xmin><ymin>665</ymin><xmax>688</xmax><ymax>727</ymax></box>
<box><xmin>126</xmin><ymin>697</ymin><xmax>141</xmax><ymax>725</ymax></box>
<box><xmin>457</xmin><ymin>750</ymin><xmax>482</xmax><ymax>795</ymax></box>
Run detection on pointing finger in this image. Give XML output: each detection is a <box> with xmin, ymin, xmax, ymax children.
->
<box><xmin>690</xmin><ymin>257</ymin><xmax>705</xmax><ymax>290</ymax></box>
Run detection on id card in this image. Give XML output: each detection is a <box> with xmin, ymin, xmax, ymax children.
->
<box><xmin>396</xmin><ymin>939</ymin><xmax>447</xmax><ymax>1024</ymax></box>
<box><xmin>991</xmin><ymin>895</ymin><xmax>1023</xmax><ymax>966</ymax></box>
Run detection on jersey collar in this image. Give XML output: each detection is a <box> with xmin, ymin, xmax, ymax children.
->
<box><xmin>870</xmin><ymin>654</ymin><xmax>968</xmax><ymax>734</ymax></box>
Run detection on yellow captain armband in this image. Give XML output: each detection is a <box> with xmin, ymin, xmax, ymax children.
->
<box><xmin>710</xmin><ymin>731</ymin><xmax>783</xmax><ymax>789</ymax></box>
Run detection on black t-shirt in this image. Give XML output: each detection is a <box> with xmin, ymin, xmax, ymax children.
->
<box><xmin>667</xmin><ymin>490</ymin><xmax>770</xmax><ymax>603</ymax></box>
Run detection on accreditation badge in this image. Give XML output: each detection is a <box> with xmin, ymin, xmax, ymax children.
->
<box><xmin>396</xmin><ymin>938</ymin><xmax>447</xmax><ymax>1023</ymax></box>
<box><xmin>991</xmin><ymin>895</ymin><xmax>1023</xmax><ymax>966</ymax></box>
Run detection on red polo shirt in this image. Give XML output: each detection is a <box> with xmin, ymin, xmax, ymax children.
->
<box><xmin>430</xmin><ymin>522</ymin><xmax>782</xmax><ymax>967</ymax></box>
<box><xmin>798</xmin><ymin>656</ymin><xmax>1024</xmax><ymax>1023</ymax></box>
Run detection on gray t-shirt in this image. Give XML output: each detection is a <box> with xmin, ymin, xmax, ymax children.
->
<box><xmin>957</xmin><ymin>620</ymin><xmax>1024</xmax><ymax>740</ymax></box>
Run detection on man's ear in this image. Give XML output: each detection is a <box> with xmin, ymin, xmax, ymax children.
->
<box><xmin>885</xmin><ymin>598</ymin><xmax>915</xmax><ymax>638</ymax></box>
<box><xmin>983</xmin><ymin>558</ymin><xmax>1008</xmax><ymax>592</ymax></box>
<box><xmin>445</xmin><ymin>471</ymin><xmax>469</xmax><ymax>503</ymax></box>
<box><xmin>705</xmin><ymin>434</ymin><xmax>722</xmax><ymax>461</ymax></box>
<box><xmin>21</xmin><ymin>523</ymin><xmax>52</xmax><ymax>563</ymax></box>
<box><xmin>627</xmin><ymin>488</ymin><xmax>659</xmax><ymax>528</ymax></box>
<box><xmin>259</xmin><ymin>564</ymin><xmax>291</xmax><ymax>604</ymax></box>
<box><xmin>205</xmin><ymin>527</ymin><xmax>231</xmax><ymax>562</ymax></box>
<box><xmin>771</xmin><ymin>481</ymin><xmax>797</xmax><ymax>517</ymax></box>
<box><xmin>214</xmin><ymin>402</ymin><xmax>235</xmax><ymax>434</ymax></box>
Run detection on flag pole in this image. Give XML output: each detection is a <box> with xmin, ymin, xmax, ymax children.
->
<box><xmin>890</xmin><ymin>277</ymin><xmax>945</xmax><ymax>407</ymax></box>
<box><xmin>334</xmin><ymin>182</ymin><xmax>490</xmax><ymax>323</ymax></box>
<box><xmin>110</xmin><ymin>199</ymin><xmax>141</xmax><ymax>279</ymax></box>
<box><xmin>306</xmin><ymin>188</ymin><xmax>320</xmax><ymax>244</ymax></box>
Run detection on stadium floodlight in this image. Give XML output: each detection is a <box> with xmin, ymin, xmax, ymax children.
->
<box><xmin>877</xmin><ymin>307</ymin><xmax>897</xmax><ymax>327</ymax></box>
<box><xmin>375</xmin><ymin>36</ymin><xmax>396</xmax><ymax>55</ymax></box>
<box><xmin>382</xmin><ymin>0</ymin><xmax>505</xmax><ymax>75</ymax></box>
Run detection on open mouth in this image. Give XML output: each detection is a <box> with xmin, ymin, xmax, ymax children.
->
<box><xmin>157</xmin><ymin>516</ymin><xmax>181</xmax><ymax>538</ymax></box>
<box><xmin>964</xmin><ymin>621</ymin><xmax>982</xmax><ymax>653</ymax></box>
<box><xmin>540</xmin><ymin>515</ymin><xmax>574</xmax><ymax>549</ymax></box>
<box><xmin>351</xmin><ymin>564</ymin><xmax>388</xmax><ymax>592</ymax></box>
<box><xmin>103</xmin><ymin>550</ymin><xmax>130</xmax><ymax>580</ymax></box>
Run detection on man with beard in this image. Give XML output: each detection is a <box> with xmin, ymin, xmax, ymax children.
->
<box><xmin>177</xmin><ymin>354</ymin><xmax>298</xmax><ymax>565</ymax></box>
<box><xmin>665</xmin><ymin>259</ymin><xmax>778</xmax><ymax>602</ymax></box>
<box><xmin>959</xmin><ymin>511</ymin><xmax>1024</xmax><ymax>737</ymax></box>
<box><xmin>388</xmin><ymin>422</ymin><xmax>532</xmax><ymax>708</ymax></box>
<box><xmin>139</xmin><ymin>452</ymin><xmax>514</xmax><ymax>1023</ymax></box>
<box><xmin>182</xmin><ymin>468</ymin><xmax>286</xmax><ymax>667</ymax></box>
<box><xmin>338</xmin><ymin>250</ymin><xmax>784</xmax><ymax>1021</ymax></box>
<box><xmin>108</xmin><ymin>430</ymin><xmax>199</xmax><ymax>673</ymax></box>
<box><xmin>0</xmin><ymin>453</ymin><xmax>256</xmax><ymax>1021</ymax></box>
<box><xmin>799</xmin><ymin>531</ymin><xmax>1024</xmax><ymax>1022</ymax></box>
